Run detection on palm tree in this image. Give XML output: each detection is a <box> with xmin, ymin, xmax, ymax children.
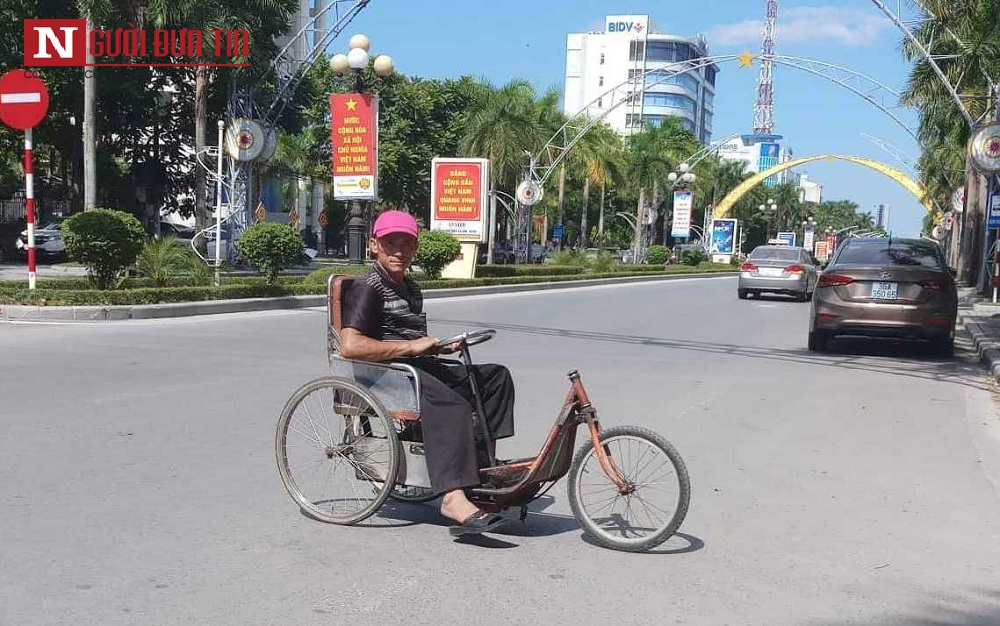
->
<box><xmin>624</xmin><ymin>118</ymin><xmax>699</xmax><ymax>256</ymax></box>
<box><xmin>693</xmin><ymin>156</ymin><xmax>749</xmax><ymax>241</ymax></box>
<box><xmin>461</xmin><ymin>79</ymin><xmax>554</xmax><ymax>190</ymax></box>
<box><xmin>460</xmin><ymin>80</ymin><xmax>563</xmax><ymax>248</ymax></box>
<box><xmin>262</xmin><ymin>129</ymin><xmax>321</xmax><ymax>222</ymax></box>
<box><xmin>900</xmin><ymin>0</ymin><xmax>1000</xmax><ymax>281</ymax></box>
<box><xmin>571</xmin><ymin>122</ymin><xmax>623</xmax><ymax>248</ymax></box>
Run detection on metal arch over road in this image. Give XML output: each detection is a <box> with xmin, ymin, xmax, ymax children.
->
<box><xmin>868</xmin><ymin>0</ymin><xmax>990</xmax><ymax>129</ymax></box>
<box><xmin>712</xmin><ymin>155</ymin><xmax>933</xmax><ymax>219</ymax></box>
<box><xmin>529</xmin><ymin>53</ymin><xmax>917</xmax><ymax>188</ymax></box>
<box><xmin>771</xmin><ymin>55</ymin><xmax>914</xmax><ymax>140</ymax></box>
<box><xmin>529</xmin><ymin>54</ymin><xmax>741</xmax><ymax>187</ymax></box>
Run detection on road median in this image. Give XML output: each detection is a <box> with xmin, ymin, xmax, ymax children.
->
<box><xmin>0</xmin><ymin>269</ymin><xmax>735</xmax><ymax>322</ymax></box>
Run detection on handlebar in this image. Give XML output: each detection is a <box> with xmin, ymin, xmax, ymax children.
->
<box><xmin>436</xmin><ymin>329</ymin><xmax>496</xmax><ymax>349</ymax></box>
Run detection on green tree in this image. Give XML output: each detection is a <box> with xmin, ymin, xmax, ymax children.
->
<box><xmin>142</xmin><ymin>0</ymin><xmax>296</xmax><ymax>239</ymax></box>
<box><xmin>236</xmin><ymin>223</ymin><xmax>303</xmax><ymax>284</ymax></box>
<box><xmin>460</xmin><ymin>79</ymin><xmax>563</xmax><ymax>190</ymax></box>
<box><xmin>415</xmin><ymin>229</ymin><xmax>461</xmax><ymax>279</ymax></box>
<box><xmin>571</xmin><ymin>122</ymin><xmax>623</xmax><ymax>248</ymax></box>
<box><xmin>900</xmin><ymin>0</ymin><xmax>1000</xmax><ymax>279</ymax></box>
<box><xmin>625</xmin><ymin>119</ymin><xmax>699</xmax><ymax>253</ymax></box>
<box><xmin>62</xmin><ymin>208</ymin><xmax>146</xmax><ymax>289</ymax></box>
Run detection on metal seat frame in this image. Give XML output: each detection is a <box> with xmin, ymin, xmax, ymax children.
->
<box><xmin>326</xmin><ymin>274</ymin><xmax>424</xmax><ymax>423</ymax></box>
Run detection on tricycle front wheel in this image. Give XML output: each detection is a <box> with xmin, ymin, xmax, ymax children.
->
<box><xmin>568</xmin><ymin>425</ymin><xmax>690</xmax><ymax>552</ymax></box>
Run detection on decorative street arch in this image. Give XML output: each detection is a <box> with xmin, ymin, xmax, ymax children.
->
<box><xmin>712</xmin><ymin>155</ymin><xmax>933</xmax><ymax>219</ymax></box>
<box><xmin>529</xmin><ymin>53</ymin><xmax>916</xmax><ymax>189</ymax></box>
<box><xmin>516</xmin><ymin>49</ymin><xmax>927</xmax><ymax>257</ymax></box>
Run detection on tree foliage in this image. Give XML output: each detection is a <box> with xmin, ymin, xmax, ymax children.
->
<box><xmin>236</xmin><ymin>223</ymin><xmax>304</xmax><ymax>284</ymax></box>
<box><xmin>645</xmin><ymin>245</ymin><xmax>670</xmax><ymax>265</ymax></box>
<box><xmin>414</xmin><ymin>230</ymin><xmax>461</xmax><ymax>279</ymax></box>
<box><xmin>901</xmin><ymin>0</ymin><xmax>1000</xmax><ymax>213</ymax></box>
<box><xmin>62</xmin><ymin>208</ymin><xmax>146</xmax><ymax>289</ymax></box>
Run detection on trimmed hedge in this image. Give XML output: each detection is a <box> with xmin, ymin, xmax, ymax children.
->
<box><xmin>302</xmin><ymin>264</ymin><xmax>410</xmax><ymax>286</ymax></box>
<box><xmin>475</xmin><ymin>265</ymin><xmax>585</xmax><ymax>278</ymax></box>
<box><xmin>0</xmin><ymin>274</ymin><xmax>308</xmax><ymax>291</ymax></box>
<box><xmin>0</xmin><ymin>265</ymin><xmax>735</xmax><ymax>306</ymax></box>
<box><xmin>423</xmin><ymin>265</ymin><xmax>735</xmax><ymax>289</ymax></box>
<box><xmin>0</xmin><ymin>284</ymin><xmax>303</xmax><ymax>306</ymax></box>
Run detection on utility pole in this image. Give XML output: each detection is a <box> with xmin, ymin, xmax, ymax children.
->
<box><xmin>556</xmin><ymin>165</ymin><xmax>565</xmax><ymax>249</ymax></box>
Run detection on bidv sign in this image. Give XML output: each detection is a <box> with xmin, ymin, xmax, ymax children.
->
<box><xmin>605</xmin><ymin>15</ymin><xmax>648</xmax><ymax>35</ymax></box>
<box><xmin>23</xmin><ymin>19</ymin><xmax>250</xmax><ymax>68</ymax></box>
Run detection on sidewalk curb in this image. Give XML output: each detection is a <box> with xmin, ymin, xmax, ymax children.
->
<box><xmin>0</xmin><ymin>271</ymin><xmax>736</xmax><ymax>322</ymax></box>
<box><xmin>960</xmin><ymin>311</ymin><xmax>1000</xmax><ymax>383</ymax></box>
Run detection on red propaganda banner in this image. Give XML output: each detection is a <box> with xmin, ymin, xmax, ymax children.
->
<box><xmin>330</xmin><ymin>93</ymin><xmax>377</xmax><ymax>201</ymax></box>
<box><xmin>429</xmin><ymin>158</ymin><xmax>490</xmax><ymax>243</ymax></box>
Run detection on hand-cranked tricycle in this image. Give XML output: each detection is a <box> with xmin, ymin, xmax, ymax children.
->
<box><xmin>275</xmin><ymin>275</ymin><xmax>690</xmax><ymax>552</ymax></box>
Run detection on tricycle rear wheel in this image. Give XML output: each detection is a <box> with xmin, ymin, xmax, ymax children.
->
<box><xmin>568</xmin><ymin>425</ymin><xmax>690</xmax><ymax>552</ymax></box>
<box><xmin>276</xmin><ymin>377</ymin><xmax>399</xmax><ymax>525</ymax></box>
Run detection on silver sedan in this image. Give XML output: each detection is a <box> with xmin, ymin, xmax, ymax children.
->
<box><xmin>738</xmin><ymin>245</ymin><xmax>819</xmax><ymax>301</ymax></box>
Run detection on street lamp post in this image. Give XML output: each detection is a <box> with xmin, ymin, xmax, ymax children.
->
<box><xmin>488</xmin><ymin>189</ymin><xmax>517</xmax><ymax>264</ymax></box>
<box><xmin>329</xmin><ymin>34</ymin><xmax>394</xmax><ymax>264</ymax></box>
<box><xmin>760</xmin><ymin>198</ymin><xmax>777</xmax><ymax>242</ymax></box>
<box><xmin>801</xmin><ymin>216</ymin><xmax>817</xmax><ymax>252</ymax></box>
<box><xmin>665</xmin><ymin>162</ymin><xmax>696</xmax><ymax>256</ymax></box>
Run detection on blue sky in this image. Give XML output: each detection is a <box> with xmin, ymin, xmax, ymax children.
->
<box><xmin>345</xmin><ymin>0</ymin><xmax>926</xmax><ymax>236</ymax></box>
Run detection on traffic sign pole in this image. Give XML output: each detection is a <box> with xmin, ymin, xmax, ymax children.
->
<box><xmin>0</xmin><ymin>70</ymin><xmax>50</xmax><ymax>290</ymax></box>
<box><xmin>24</xmin><ymin>128</ymin><xmax>36</xmax><ymax>289</ymax></box>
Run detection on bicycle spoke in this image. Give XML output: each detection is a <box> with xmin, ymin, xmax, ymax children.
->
<box><xmin>287</xmin><ymin>424</ymin><xmax>324</xmax><ymax>446</ymax></box>
<box><xmin>630</xmin><ymin>491</ymin><xmax>674</xmax><ymax>522</ymax></box>
<box><xmin>635</xmin><ymin>456</ymin><xmax>675</xmax><ymax>487</ymax></box>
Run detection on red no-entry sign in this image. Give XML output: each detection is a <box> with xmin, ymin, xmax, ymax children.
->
<box><xmin>0</xmin><ymin>70</ymin><xmax>49</xmax><ymax>130</ymax></box>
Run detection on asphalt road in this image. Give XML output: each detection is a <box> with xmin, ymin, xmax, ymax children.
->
<box><xmin>2</xmin><ymin>276</ymin><xmax>1000</xmax><ymax>625</ymax></box>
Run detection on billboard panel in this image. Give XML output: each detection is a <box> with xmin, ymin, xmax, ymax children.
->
<box><xmin>330</xmin><ymin>93</ymin><xmax>377</xmax><ymax>200</ymax></box>
<box><xmin>430</xmin><ymin>158</ymin><xmax>490</xmax><ymax>243</ymax></box>
<box><xmin>671</xmin><ymin>190</ymin><xmax>693</xmax><ymax>238</ymax></box>
<box><xmin>710</xmin><ymin>219</ymin><xmax>737</xmax><ymax>255</ymax></box>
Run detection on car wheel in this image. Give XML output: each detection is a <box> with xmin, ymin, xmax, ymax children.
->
<box><xmin>805</xmin><ymin>291</ymin><xmax>813</xmax><ymax>302</ymax></box>
<box><xmin>808</xmin><ymin>330</ymin><xmax>830</xmax><ymax>352</ymax></box>
<box><xmin>796</xmin><ymin>291</ymin><xmax>808</xmax><ymax>302</ymax></box>
<box><xmin>929</xmin><ymin>336</ymin><xmax>954</xmax><ymax>359</ymax></box>
<box><xmin>738</xmin><ymin>289</ymin><xmax>748</xmax><ymax>300</ymax></box>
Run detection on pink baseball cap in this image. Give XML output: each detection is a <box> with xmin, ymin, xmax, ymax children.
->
<box><xmin>373</xmin><ymin>210</ymin><xmax>419</xmax><ymax>239</ymax></box>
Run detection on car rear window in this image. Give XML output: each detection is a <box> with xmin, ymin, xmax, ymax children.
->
<box><xmin>749</xmin><ymin>247</ymin><xmax>799</xmax><ymax>262</ymax></box>
<box><xmin>835</xmin><ymin>243</ymin><xmax>942</xmax><ymax>269</ymax></box>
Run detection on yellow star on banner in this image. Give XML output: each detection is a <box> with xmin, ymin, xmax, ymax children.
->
<box><xmin>738</xmin><ymin>51</ymin><xmax>756</xmax><ymax>67</ymax></box>
<box><xmin>345</xmin><ymin>98</ymin><xmax>358</xmax><ymax>111</ymax></box>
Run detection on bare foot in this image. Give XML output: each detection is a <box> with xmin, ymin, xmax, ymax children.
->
<box><xmin>440</xmin><ymin>490</ymin><xmax>480</xmax><ymax>523</ymax></box>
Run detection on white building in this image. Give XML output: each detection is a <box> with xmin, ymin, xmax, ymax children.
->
<box><xmin>716</xmin><ymin>134</ymin><xmax>797</xmax><ymax>185</ymax></box>
<box><xmin>274</xmin><ymin>0</ymin><xmax>334</xmax><ymax>78</ymax></box>
<box><xmin>563</xmin><ymin>15</ymin><xmax>717</xmax><ymax>144</ymax></box>
<box><xmin>798</xmin><ymin>174</ymin><xmax>823</xmax><ymax>204</ymax></box>
<box><xmin>715</xmin><ymin>133</ymin><xmax>829</xmax><ymax>201</ymax></box>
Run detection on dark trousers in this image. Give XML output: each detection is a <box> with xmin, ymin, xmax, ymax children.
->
<box><xmin>400</xmin><ymin>358</ymin><xmax>515</xmax><ymax>495</ymax></box>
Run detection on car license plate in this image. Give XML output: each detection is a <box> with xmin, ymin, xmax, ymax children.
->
<box><xmin>759</xmin><ymin>267</ymin><xmax>783</xmax><ymax>277</ymax></box>
<box><xmin>871</xmin><ymin>281</ymin><xmax>898</xmax><ymax>300</ymax></box>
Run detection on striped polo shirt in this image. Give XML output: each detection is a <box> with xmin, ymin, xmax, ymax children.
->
<box><xmin>342</xmin><ymin>263</ymin><xmax>427</xmax><ymax>341</ymax></box>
